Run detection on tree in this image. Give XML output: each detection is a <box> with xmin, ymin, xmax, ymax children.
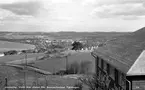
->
<box><xmin>72</xmin><ymin>41</ymin><xmax>83</xmax><ymax>50</ymax></box>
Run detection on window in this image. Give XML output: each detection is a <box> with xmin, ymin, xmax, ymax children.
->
<box><xmin>110</xmin><ymin>66</ymin><xmax>115</xmax><ymax>80</ymax></box>
<box><xmin>98</xmin><ymin>57</ymin><xmax>101</xmax><ymax>68</ymax></box>
<box><xmin>101</xmin><ymin>59</ymin><xmax>104</xmax><ymax>69</ymax></box>
<box><xmin>96</xmin><ymin>56</ymin><xmax>99</xmax><ymax>66</ymax></box>
<box><xmin>104</xmin><ymin>62</ymin><xmax>108</xmax><ymax>73</ymax></box>
<box><xmin>95</xmin><ymin>56</ymin><xmax>99</xmax><ymax>73</ymax></box>
<box><xmin>121</xmin><ymin>73</ymin><xmax>126</xmax><ymax>89</ymax></box>
<box><xmin>115</xmin><ymin>69</ymin><xmax>119</xmax><ymax>84</ymax></box>
<box><xmin>107</xmin><ymin>63</ymin><xmax>110</xmax><ymax>75</ymax></box>
<box><xmin>118</xmin><ymin>71</ymin><xmax>121</xmax><ymax>85</ymax></box>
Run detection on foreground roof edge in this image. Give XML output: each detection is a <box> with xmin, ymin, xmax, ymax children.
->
<box><xmin>127</xmin><ymin>50</ymin><xmax>145</xmax><ymax>76</ymax></box>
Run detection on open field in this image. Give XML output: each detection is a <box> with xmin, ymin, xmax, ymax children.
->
<box><xmin>0</xmin><ymin>53</ymin><xmax>46</xmax><ymax>84</ymax></box>
<box><xmin>8</xmin><ymin>75</ymin><xmax>79</xmax><ymax>90</ymax></box>
<box><xmin>0</xmin><ymin>40</ymin><xmax>35</xmax><ymax>52</ymax></box>
<box><xmin>0</xmin><ymin>53</ymin><xmax>45</xmax><ymax>63</ymax></box>
<box><xmin>3</xmin><ymin>65</ymin><xmax>81</xmax><ymax>90</ymax></box>
<box><xmin>34</xmin><ymin>51</ymin><xmax>95</xmax><ymax>73</ymax></box>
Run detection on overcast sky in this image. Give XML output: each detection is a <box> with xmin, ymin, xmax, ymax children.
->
<box><xmin>0</xmin><ymin>0</ymin><xmax>145</xmax><ymax>32</ymax></box>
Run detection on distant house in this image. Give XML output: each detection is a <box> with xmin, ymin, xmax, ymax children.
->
<box><xmin>91</xmin><ymin>27</ymin><xmax>145</xmax><ymax>90</ymax></box>
<box><xmin>0</xmin><ymin>53</ymin><xmax>4</xmax><ymax>57</ymax></box>
<box><xmin>26</xmin><ymin>40</ymin><xmax>31</xmax><ymax>42</ymax></box>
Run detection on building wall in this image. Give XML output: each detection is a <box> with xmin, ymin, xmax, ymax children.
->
<box><xmin>94</xmin><ymin>56</ymin><xmax>127</xmax><ymax>90</ymax></box>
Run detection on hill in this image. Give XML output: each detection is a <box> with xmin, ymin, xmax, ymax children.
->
<box><xmin>0</xmin><ymin>31</ymin><xmax>128</xmax><ymax>42</ymax></box>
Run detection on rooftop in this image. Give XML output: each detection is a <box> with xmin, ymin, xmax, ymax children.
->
<box><xmin>93</xmin><ymin>27</ymin><xmax>145</xmax><ymax>75</ymax></box>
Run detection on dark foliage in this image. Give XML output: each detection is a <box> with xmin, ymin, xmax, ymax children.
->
<box><xmin>67</xmin><ymin>61</ymin><xmax>92</xmax><ymax>74</ymax></box>
<box><xmin>67</xmin><ymin>61</ymin><xmax>80</xmax><ymax>74</ymax></box>
<box><xmin>72</xmin><ymin>41</ymin><xmax>83</xmax><ymax>50</ymax></box>
<box><xmin>21</xmin><ymin>49</ymin><xmax>35</xmax><ymax>53</ymax></box>
<box><xmin>53</xmin><ymin>69</ymin><xmax>67</xmax><ymax>75</ymax></box>
<box><xmin>4</xmin><ymin>50</ymin><xmax>17</xmax><ymax>55</ymax></box>
<box><xmin>53</xmin><ymin>61</ymin><xmax>92</xmax><ymax>75</ymax></box>
<box><xmin>79</xmin><ymin>74</ymin><xmax>98</xmax><ymax>90</ymax></box>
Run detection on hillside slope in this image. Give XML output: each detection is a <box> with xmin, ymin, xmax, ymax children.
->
<box><xmin>95</xmin><ymin>27</ymin><xmax>145</xmax><ymax>71</ymax></box>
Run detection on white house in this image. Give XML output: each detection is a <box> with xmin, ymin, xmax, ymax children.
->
<box><xmin>0</xmin><ymin>53</ymin><xmax>4</xmax><ymax>57</ymax></box>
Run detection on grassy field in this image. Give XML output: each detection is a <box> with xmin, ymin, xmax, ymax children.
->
<box><xmin>8</xmin><ymin>75</ymin><xmax>79</xmax><ymax>90</ymax></box>
<box><xmin>0</xmin><ymin>40</ymin><xmax>35</xmax><ymax>52</ymax></box>
<box><xmin>0</xmin><ymin>53</ymin><xmax>45</xmax><ymax>63</ymax></box>
<box><xmin>0</xmin><ymin>53</ymin><xmax>45</xmax><ymax>81</ymax></box>
<box><xmin>34</xmin><ymin>51</ymin><xmax>95</xmax><ymax>73</ymax></box>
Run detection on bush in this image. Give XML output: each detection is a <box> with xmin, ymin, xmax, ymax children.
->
<box><xmin>54</xmin><ymin>61</ymin><xmax>92</xmax><ymax>75</ymax></box>
<box><xmin>53</xmin><ymin>69</ymin><xmax>67</xmax><ymax>75</ymax></box>
<box><xmin>79</xmin><ymin>74</ymin><xmax>98</xmax><ymax>90</ymax></box>
<box><xmin>21</xmin><ymin>49</ymin><xmax>35</xmax><ymax>53</ymax></box>
<box><xmin>67</xmin><ymin>61</ymin><xmax>80</xmax><ymax>74</ymax></box>
<box><xmin>4</xmin><ymin>50</ymin><xmax>17</xmax><ymax>55</ymax></box>
<box><xmin>67</xmin><ymin>61</ymin><xmax>92</xmax><ymax>74</ymax></box>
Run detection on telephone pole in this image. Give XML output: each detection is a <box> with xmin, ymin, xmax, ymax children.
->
<box><xmin>65</xmin><ymin>56</ymin><xmax>68</xmax><ymax>74</ymax></box>
<box><xmin>24</xmin><ymin>53</ymin><xmax>27</xmax><ymax>90</ymax></box>
<box><xmin>5</xmin><ymin>77</ymin><xmax>8</xmax><ymax>90</ymax></box>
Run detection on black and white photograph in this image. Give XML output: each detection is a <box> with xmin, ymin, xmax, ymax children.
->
<box><xmin>0</xmin><ymin>0</ymin><xmax>145</xmax><ymax>90</ymax></box>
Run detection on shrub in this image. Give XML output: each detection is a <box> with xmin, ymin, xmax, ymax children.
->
<box><xmin>21</xmin><ymin>49</ymin><xmax>35</xmax><ymax>53</ymax></box>
<box><xmin>79</xmin><ymin>74</ymin><xmax>98</xmax><ymax>90</ymax></box>
<box><xmin>4</xmin><ymin>50</ymin><xmax>17</xmax><ymax>55</ymax></box>
<box><xmin>54</xmin><ymin>61</ymin><xmax>92</xmax><ymax>75</ymax></box>
<box><xmin>67</xmin><ymin>61</ymin><xmax>80</xmax><ymax>74</ymax></box>
<box><xmin>67</xmin><ymin>61</ymin><xmax>92</xmax><ymax>74</ymax></box>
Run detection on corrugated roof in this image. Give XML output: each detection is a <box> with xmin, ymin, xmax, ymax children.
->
<box><xmin>93</xmin><ymin>27</ymin><xmax>145</xmax><ymax>74</ymax></box>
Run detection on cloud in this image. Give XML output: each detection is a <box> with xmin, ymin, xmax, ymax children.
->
<box><xmin>0</xmin><ymin>8</ymin><xmax>21</xmax><ymax>22</ymax></box>
<box><xmin>0</xmin><ymin>1</ymin><xmax>42</xmax><ymax>16</ymax></box>
<box><xmin>0</xmin><ymin>8</ymin><xmax>36</xmax><ymax>26</ymax></box>
<box><xmin>90</xmin><ymin>0</ymin><xmax>145</xmax><ymax>20</ymax></box>
<box><xmin>49</xmin><ymin>0</ymin><xmax>72</xmax><ymax>3</ymax></box>
<box><xmin>83</xmin><ymin>0</ymin><xmax>145</xmax><ymax>6</ymax></box>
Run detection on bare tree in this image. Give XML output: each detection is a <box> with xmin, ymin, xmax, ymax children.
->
<box><xmin>79</xmin><ymin>74</ymin><xmax>98</xmax><ymax>90</ymax></box>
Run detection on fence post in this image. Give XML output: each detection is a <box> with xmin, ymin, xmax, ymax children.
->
<box><xmin>5</xmin><ymin>77</ymin><xmax>7</xmax><ymax>90</ymax></box>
